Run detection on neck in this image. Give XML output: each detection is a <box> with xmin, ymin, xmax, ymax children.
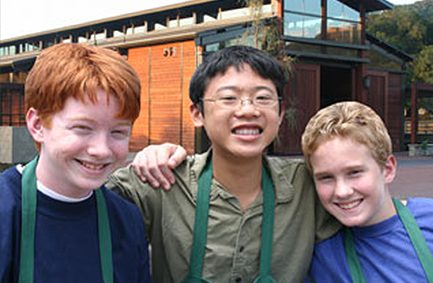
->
<box><xmin>35</xmin><ymin>155</ymin><xmax>92</xmax><ymax>199</ymax></box>
<box><xmin>212</xmin><ymin>151</ymin><xmax>263</xmax><ymax>211</ymax></box>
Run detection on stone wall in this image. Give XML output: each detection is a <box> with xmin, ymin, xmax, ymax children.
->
<box><xmin>0</xmin><ymin>126</ymin><xmax>36</xmax><ymax>163</ymax></box>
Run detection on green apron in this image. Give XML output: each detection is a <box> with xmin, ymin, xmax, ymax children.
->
<box><xmin>182</xmin><ymin>159</ymin><xmax>277</xmax><ymax>283</ymax></box>
<box><xmin>344</xmin><ymin>198</ymin><xmax>433</xmax><ymax>283</ymax></box>
<box><xmin>19</xmin><ymin>157</ymin><xmax>114</xmax><ymax>283</ymax></box>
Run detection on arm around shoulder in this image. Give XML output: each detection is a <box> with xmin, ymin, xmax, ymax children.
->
<box><xmin>106</xmin><ymin>166</ymin><xmax>158</xmax><ymax>219</ymax></box>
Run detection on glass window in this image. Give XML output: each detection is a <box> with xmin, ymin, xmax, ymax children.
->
<box><xmin>204</xmin><ymin>36</ymin><xmax>256</xmax><ymax>52</ymax></box>
<box><xmin>284</xmin><ymin>12</ymin><xmax>321</xmax><ymax>39</ymax></box>
<box><xmin>327</xmin><ymin>19</ymin><xmax>361</xmax><ymax>44</ymax></box>
<box><xmin>285</xmin><ymin>0</ymin><xmax>321</xmax><ymax>17</ymax></box>
<box><xmin>327</xmin><ymin>0</ymin><xmax>359</xmax><ymax>21</ymax></box>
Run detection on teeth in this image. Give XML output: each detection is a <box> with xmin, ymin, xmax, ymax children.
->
<box><xmin>339</xmin><ymin>200</ymin><xmax>361</xmax><ymax>209</ymax></box>
<box><xmin>80</xmin><ymin>161</ymin><xmax>105</xmax><ymax>170</ymax></box>
<box><xmin>234</xmin><ymin>128</ymin><xmax>260</xmax><ymax>135</ymax></box>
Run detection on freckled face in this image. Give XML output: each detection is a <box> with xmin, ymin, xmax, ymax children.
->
<box><xmin>311</xmin><ymin>137</ymin><xmax>396</xmax><ymax>227</ymax></box>
<box><xmin>33</xmin><ymin>90</ymin><xmax>132</xmax><ymax>198</ymax></box>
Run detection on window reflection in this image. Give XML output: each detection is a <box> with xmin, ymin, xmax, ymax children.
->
<box><xmin>284</xmin><ymin>12</ymin><xmax>321</xmax><ymax>39</ymax></box>
<box><xmin>327</xmin><ymin>20</ymin><xmax>361</xmax><ymax>44</ymax></box>
<box><xmin>285</xmin><ymin>0</ymin><xmax>321</xmax><ymax>16</ymax></box>
<box><xmin>284</xmin><ymin>0</ymin><xmax>362</xmax><ymax>44</ymax></box>
<box><xmin>327</xmin><ymin>0</ymin><xmax>359</xmax><ymax>21</ymax></box>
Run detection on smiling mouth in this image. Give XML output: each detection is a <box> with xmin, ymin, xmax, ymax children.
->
<box><xmin>77</xmin><ymin>160</ymin><xmax>108</xmax><ymax>171</ymax></box>
<box><xmin>337</xmin><ymin>199</ymin><xmax>362</xmax><ymax>210</ymax></box>
<box><xmin>232</xmin><ymin>128</ymin><xmax>262</xmax><ymax>135</ymax></box>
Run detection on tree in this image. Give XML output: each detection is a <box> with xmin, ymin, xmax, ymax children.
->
<box><xmin>367</xmin><ymin>7</ymin><xmax>427</xmax><ymax>55</ymax></box>
<box><xmin>367</xmin><ymin>0</ymin><xmax>433</xmax><ymax>84</ymax></box>
<box><xmin>413</xmin><ymin>45</ymin><xmax>433</xmax><ymax>84</ymax></box>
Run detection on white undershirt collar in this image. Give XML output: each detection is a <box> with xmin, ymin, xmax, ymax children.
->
<box><xmin>17</xmin><ymin>164</ymin><xmax>93</xmax><ymax>203</ymax></box>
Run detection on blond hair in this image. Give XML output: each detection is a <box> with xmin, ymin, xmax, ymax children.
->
<box><xmin>301</xmin><ymin>101</ymin><xmax>392</xmax><ymax>171</ymax></box>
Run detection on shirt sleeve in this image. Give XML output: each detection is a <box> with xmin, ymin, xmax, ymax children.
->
<box><xmin>106</xmin><ymin>166</ymin><xmax>159</xmax><ymax>240</ymax></box>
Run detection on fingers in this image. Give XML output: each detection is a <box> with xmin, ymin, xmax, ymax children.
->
<box><xmin>168</xmin><ymin>145</ymin><xmax>188</xmax><ymax>169</ymax></box>
<box><xmin>131</xmin><ymin>143</ymin><xmax>185</xmax><ymax>190</ymax></box>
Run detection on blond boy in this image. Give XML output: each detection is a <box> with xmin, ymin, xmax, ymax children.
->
<box><xmin>302</xmin><ymin>101</ymin><xmax>433</xmax><ymax>283</ymax></box>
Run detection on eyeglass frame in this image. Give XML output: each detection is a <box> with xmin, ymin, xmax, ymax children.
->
<box><xmin>200</xmin><ymin>96</ymin><xmax>283</xmax><ymax>110</ymax></box>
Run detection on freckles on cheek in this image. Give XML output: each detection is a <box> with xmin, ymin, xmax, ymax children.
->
<box><xmin>116</xmin><ymin>143</ymin><xmax>130</xmax><ymax>157</ymax></box>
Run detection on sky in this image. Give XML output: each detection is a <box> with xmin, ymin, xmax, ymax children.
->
<box><xmin>0</xmin><ymin>0</ymin><xmax>423</xmax><ymax>41</ymax></box>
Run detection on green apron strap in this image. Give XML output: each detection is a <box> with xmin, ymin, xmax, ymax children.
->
<box><xmin>19</xmin><ymin>157</ymin><xmax>38</xmax><ymax>283</ymax></box>
<box><xmin>344</xmin><ymin>227</ymin><xmax>367</xmax><ymax>283</ymax></box>
<box><xmin>252</xmin><ymin>166</ymin><xmax>276</xmax><ymax>283</ymax></box>
<box><xmin>19</xmin><ymin>156</ymin><xmax>114</xmax><ymax>283</ymax></box>
<box><xmin>185</xmin><ymin>157</ymin><xmax>276</xmax><ymax>283</ymax></box>
<box><xmin>344</xmin><ymin>198</ymin><xmax>433</xmax><ymax>283</ymax></box>
<box><xmin>187</xmin><ymin>160</ymin><xmax>213</xmax><ymax>278</ymax></box>
<box><xmin>95</xmin><ymin>189</ymin><xmax>114</xmax><ymax>283</ymax></box>
<box><xmin>393</xmin><ymin>198</ymin><xmax>433</xmax><ymax>282</ymax></box>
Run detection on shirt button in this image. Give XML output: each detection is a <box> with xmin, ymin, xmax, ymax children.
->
<box><xmin>235</xmin><ymin>278</ymin><xmax>242</xmax><ymax>283</ymax></box>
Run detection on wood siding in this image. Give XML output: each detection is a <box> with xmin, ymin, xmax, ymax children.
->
<box><xmin>0</xmin><ymin>83</ymin><xmax>25</xmax><ymax>126</ymax></box>
<box><xmin>367</xmin><ymin>70</ymin><xmax>404</xmax><ymax>151</ymax></box>
<box><xmin>274</xmin><ymin>63</ymin><xmax>320</xmax><ymax>155</ymax></box>
<box><xmin>128</xmin><ymin>41</ymin><xmax>196</xmax><ymax>153</ymax></box>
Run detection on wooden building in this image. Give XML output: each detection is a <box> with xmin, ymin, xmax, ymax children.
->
<box><xmin>0</xmin><ymin>0</ymin><xmax>412</xmax><ymax>154</ymax></box>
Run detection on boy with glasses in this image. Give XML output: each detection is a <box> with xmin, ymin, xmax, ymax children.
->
<box><xmin>107</xmin><ymin>45</ymin><xmax>339</xmax><ymax>283</ymax></box>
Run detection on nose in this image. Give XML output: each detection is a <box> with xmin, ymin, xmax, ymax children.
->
<box><xmin>334</xmin><ymin>179</ymin><xmax>354</xmax><ymax>198</ymax></box>
<box><xmin>235</xmin><ymin>99</ymin><xmax>260</xmax><ymax>117</ymax></box>
<box><xmin>239</xmin><ymin>98</ymin><xmax>255</xmax><ymax>107</ymax></box>
<box><xmin>87</xmin><ymin>133</ymin><xmax>111</xmax><ymax>158</ymax></box>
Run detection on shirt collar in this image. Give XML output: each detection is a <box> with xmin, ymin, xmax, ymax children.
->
<box><xmin>188</xmin><ymin>150</ymin><xmax>295</xmax><ymax>204</ymax></box>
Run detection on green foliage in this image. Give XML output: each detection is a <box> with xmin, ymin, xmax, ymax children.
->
<box><xmin>367</xmin><ymin>0</ymin><xmax>433</xmax><ymax>84</ymax></box>
<box><xmin>421</xmin><ymin>139</ymin><xmax>429</xmax><ymax>150</ymax></box>
<box><xmin>413</xmin><ymin>45</ymin><xmax>433</xmax><ymax>84</ymax></box>
<box><xmin>368</xmin><ymin>8</ymin><xmax>427</xmax><ymax>54</ymax></box>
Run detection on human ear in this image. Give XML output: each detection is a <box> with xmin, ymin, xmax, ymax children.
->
<box><xmin>190</xmin><ymin>103</ymin><xmax>204</xmax><ymax>127</ymax></box>
<box><xmin>278</xmin><ymin>103</ymin><xmax>285</xmax><ymax>126</ymax></box>
<box><xmin>26</xmin><ymin>107</ymin><xmax>44</xmax><ymax>143</ymax></box>
<box><xmin>384</xmin><ymin>155</ymin><xmax>397</xmax><ymax>184</ymax></box>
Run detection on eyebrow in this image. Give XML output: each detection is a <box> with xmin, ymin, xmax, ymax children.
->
<box><xmin>313</xmin><ymin>164</ymin><xmax>364</xmax><ymax>176</ymax></box>
<box><xmin>66</xmin><ymin>117</ymin><xmax>95</xmax><ymax>124</ymax></box>
<box><xmin>216</xmin><ymin>85</ymin><xmax>276</xmax><ymax>94</ymax></box>
<box><xmin>313</xmin><ymin>171</ymin><xmax>331</xmax><ymax>178</ymax></box>
<box><xmin>68</xmin><ymin>117</ymin><xmax>131</xmax><ymax>126</ymax></box>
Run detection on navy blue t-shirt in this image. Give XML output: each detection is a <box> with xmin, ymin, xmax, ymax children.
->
<box><xmin>0</xmin><ymin>166</ymin><xmax>152</xmax><ymax>283</ymax></box>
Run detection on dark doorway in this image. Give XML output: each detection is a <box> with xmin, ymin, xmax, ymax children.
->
<box><xmin>320</xmin><ymin>66</ymin><xmax>352</xmax><ymax>108</ymax></box>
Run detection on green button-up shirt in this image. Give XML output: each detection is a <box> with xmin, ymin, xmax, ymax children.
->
<box><xmin>106</xmin><ymin>151</ymin><xmax>340</xmax><ymax>283</ymax></box>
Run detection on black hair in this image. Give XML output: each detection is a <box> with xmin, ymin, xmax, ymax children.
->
<box><xmin>189</xmin><ymin>45</ymin><xmax>288</xmax><ymax>110</ymax></box>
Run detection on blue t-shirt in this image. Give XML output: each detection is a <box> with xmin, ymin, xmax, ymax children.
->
<box><xmin>304</xmin><ymin>198</ymin><xmax>433</xmax><ymax>283</ymax></box>
<box><xmin>0</xmin><ymin>166</ymin><xmax>152</xmax><ymax>283</ymax></box>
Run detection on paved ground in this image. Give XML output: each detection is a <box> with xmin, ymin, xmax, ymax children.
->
<box><xmin>390</xmin><ymin>152</ymin><xmax>433</xmax><ymax>199</ymax></box>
